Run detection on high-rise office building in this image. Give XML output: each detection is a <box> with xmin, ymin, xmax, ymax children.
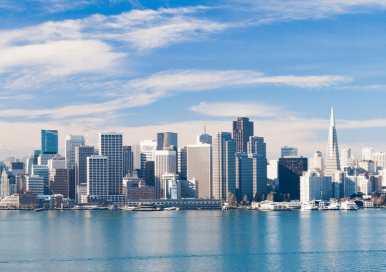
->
<box><xmin>123</xmin><ymin>146</ymin><xmax>134</xmax><ymax>177</ymax></box>
<box><xmin>154</xmin><ymin>150</ymin><xmax>177</xmax><ymax>199</ymax></box>
<box><xmin>278</xmin><ymin>156</ymin><xmax>308</xmax><ymax>200</ymax></box>
<box><xmin>32</xmin><ymin>165</ymin><xmax>50</xmax><ymax>195</ymax></box>
<box><xmin>99</xmin><ymin>132</ymin><xmax>123</xmax><ymax>197</ymax></box>
<box><xmin>157</xmin><ymin>132</ymin><xmax>178</xmax><ymax>151</ymax></box>
<box><xmin>132</xmin><ymin>144</ymin><xmax>141</xmax><ymax>171</ymax></box>
<box><xmin>212</xmin><ymin>132</ymin><xmax>236</xmax><ymax>201</ymax></box>
<box><xmin>187</xmin><ymin>143</ymin><xmax>212</xmax><ymax>199</ymax></box>
<box><xmin>87</xmin><ymin>155</ymin><xmax>109</xmax><ymax>197</ymax></box>
<box><xmin>47</xmin><ymin>154</ymin><xmax>66</xmax><ymax>170</ymax></box>
<box><xmin>236</xmin><ymin>153</ymin><xmax>267</xmax><ymax>202</ymax></box>
<box><xmin>65</xmin><ymin>135</ymin><xmax>84</xmax><ymax>170</ymax></box>
<box><xmin>309</xmin><ymin>151</ymin><xmax>324</xmax><ymax>172</ymax></box>
<box><xmin>1</xmin><ymin>171</ymin><xmax>16</xmax><ymax>199</ymax></box>
<box><xmin>325</xmin><ymin>108</ymin><xmax>341</xmax><ymax>176</ymax></box>
<box><xmin>372</xmin><ymin>152</ymin><xmax>386</xmax><ymax>170</ymax></box>
<box><xmin>75</xmin><ymin>146</ymin><xmax>95</xmax><ymax>186</ymax></box>
<box><xmin>281</xmin><ymin>146</ymin><xmax>298</xmax><ymax>157</ymax></box>
<box><xmin>10</xmin><ymin>162</ymin><xmax>24</xmax><ymax>176</ymax></box>
<box><xmin>32</xmin><ymin>150</ymin><xmax>41</xmax><ymax>165</ymax></box>
<box><xmin>49</xmin><ymin>168</ymin><xmax>69</xmax><ymax>198</ymax></box>
<box><xmin>247</xmin><ymin>136</ymin><xmax>266</xmax><ymax>156</ymax></box>
<box><xmin>140</xmin><ymin>140</ymin><xmax>157</xmax><ymax>178</ymax></box>
<box><xmin>26</xmin><ymin>175</ymin><xmax>44</xmax><ymax>195</ymax></box>
<box><xmin>144</xmin><ymin>161</ymin><xmax>155</xmax><ymax>187</ymax></box>
<box><xmin>197</xmin><ymin>133</ymin><xmax>212</xmax><ymax>145</ymax></box>
<box><xmin>41</xmin><ymin>130</ymin><xmax>58</xmax><ymax>154</ymax></box>
<box><xmin>300</xmin><ymin>171</ymin><xmax>331</xmax><ymax>203</ymax></box>
<box><xmin>362</xmin><ymin>147</ymin><xmax>373</xmax><ymax>161</ymax></box>
<box><xmin>233</xmin><ymin>117</ymin><xmax>254</xmax><ymax>153</ymax></box>
<box><xmin>178</xmin><ymin>147</ymin><xmax>187</xmax><ymax>180</ymax></box>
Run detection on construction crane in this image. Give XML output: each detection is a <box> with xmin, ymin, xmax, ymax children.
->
<box><xmin>3</xmin><ymin>146</ymin><xmax>15</xmax><ymax>162</ymax></box>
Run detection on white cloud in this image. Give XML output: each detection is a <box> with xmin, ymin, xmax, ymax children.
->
<box><xmin>3</xmin><ymin>115</ymin><xmax>386</xmax><ymax>160</ymax></box>
<box><xmin>235</xmin><ymin>0</ymin><xmax>386</xmax><ymax>22</ymax></box>
<box><xmin>0</xmin><ymin>69</ymin><xmax>349</xmax><ymax>119</ymax></box>
<box><xmin>190</xmin><ymin>102</ymin><xmax>281</xmax><ymax>117</ymax></box>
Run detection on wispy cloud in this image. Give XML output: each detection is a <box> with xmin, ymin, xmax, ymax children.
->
<box><xmin>190</xmin><ymin>102</ymin><xmax>281</xmax><ymax>117</ymax></box>
<box><xmin>0</xmin><ymin>69</ymin><xmax>349</xmax><ymax>119</ymax></box>
<box><xmin>234</xmin><ymin>0</ymin><xmax>386</xmax><ymax>23</ymax></box>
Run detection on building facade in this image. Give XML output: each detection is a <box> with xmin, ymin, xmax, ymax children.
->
<box><xmin>212</xmin><ymin>132</ymin><xmax>236</xmax><ymax>201</ymax></box>
<box><xmin>65</xmin><ymin>135</ymin><xmax>84</xmax><ymax>170</ymax></box>
<box><xmin>278</xmin><ymin>156</ymin><xmax>308</xmax><ymax>200</ymax></box>
<box><xmin>154</xmin><ymin>150</ymin><xmax>177</xmax><ymax>199</ymax></box>
<box><xmin>187</xmin><ymin>143</ymin><xmax>212</xmax><ymax>199</ymax></box>
<box><xmin>233</xmin><ymin>117</ymin><xmax>254</xmax><ymax>153</ymax></box>
<box><xmin>41</xmin><ymin>130</ymin><xmax>58</xmax><ymax>154</ymax></box>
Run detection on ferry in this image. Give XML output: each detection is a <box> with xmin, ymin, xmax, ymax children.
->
<box><xmin>301</xmin><ymin>203</ymin><xmax>317</xmax><ymax>211</ymax></box>
<box><xmin>164</xmin><ymin>207</ymin><xmax>180</xmax><ymax>211</ymax></box>
<box><xmin>340</xmin><ymin>201</ymin><xmax>358</xmax><ymax>210</ymax></box>
<box><xmin>121</xmin><ymin>206</ymin><xmax>136</xmax><ymax>211</ymax></box>
<box><xmin>327</xmin><ymin>202</ymin><xmax>341</xmax><ymax>210</ymax></box>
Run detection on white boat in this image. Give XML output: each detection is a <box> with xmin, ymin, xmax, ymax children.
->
<box><xmin>121</xmin><ymin>206</ymin><xmax>136</xmax><ymax>211</ymax></box>
<box><xmin>164</xmin><ymin>207</ymin><xmax>179</xmax><ymax>211</ymax></box>
<box><xmin>340</xmin><ymin>201</ymin><xmax>357</xmax><ymax>210</ymax></box>
<box><xmin>327</xmin><ymin>202</ymin><xmax>341</xmax><ymax>210</ymax></box>
<box><xmin>301</xmin><ymin>203</ymin><xmax>317</xmax><ymax>210</ymax></box>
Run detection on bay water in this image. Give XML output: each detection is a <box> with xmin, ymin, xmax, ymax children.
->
<box><xmin>1</xmin><ymin>209</ymin><xmax>386</xmax><ymax>271</ymax></box>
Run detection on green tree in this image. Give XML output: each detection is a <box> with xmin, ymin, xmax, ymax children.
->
<box><xmin>242</xmin><ymin>195</ymin><xmax>249</xmax><ymax>205</ymax></box>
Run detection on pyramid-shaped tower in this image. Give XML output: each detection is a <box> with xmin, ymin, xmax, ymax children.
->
<box><xmin>324</xmin><ymin>107</ymin><xmax>341</xmax><ymax>176</ymax></box>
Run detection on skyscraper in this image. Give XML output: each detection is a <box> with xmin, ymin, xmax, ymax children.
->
<box><xmin>41</xmin><ymin>130</ymin><xmax>58</xmax><ymax>154</ymax></box>
<box><xmin>187</xmin><ymin>143</ymin><xmax>212</xmax><ymax>199</ymax></box>
<box><xmin>281</xmin><ymin>146</ymin><xmax>298</xmax><ymax>157</ymax></box>
<box><xmin>197</xmin><ymin>133</ymin><xmax>212</xmax><ymax>145</ymax></box>
<box><xmin>233</xmin><ymin>117</ymin><xmax>254</xmax><ymax>153</ymax></box>
<box><xmin>325</xmin><ymin>108</ymin><xmax>341</xmax><ymax>176</ymax></box>
<box><xmin>178</xmin><ymin>147</ymin><xmax>187</xmax><ymax>180</ymax></box>
<box><xmin>87</xmin><ymin>155</ymin><xmax>109</xmax><ymax>198</ymax></box>
<box><xmin>247</xmin><ymin>136</ymin><xmax>266</xmax><ymax>156</ymax></box>
<box><xmin>362</xmin><ymin>147</ymin><xmax>373</xmax><ymax>161</ymax></box>
<box><xmin>140</xmin><ymin>140</ymin><xmax>157</xmax><ymax>178</ymax></box>
<box><xmin>65</xmin><ymin>135</ymin><xmax>84</xmax><ymax>170</ymax></box>
<box><xmin>75</xmin><ymin>146</ymin><xmax>95</xmax><ymax>186</ymax></box>
<box><xmin>278</xmin><ymin>156</ymin><xmax>308</xmax><ymax>200</ymax></box>
<box><xmin>99</xmin><ymin>133</ymin><xmax>123</xmax><ymax>197</ymax></box>
<box><xmin>157</xmin><ymin>132</ymin><xmax>178</xmax><ymax>151</ymax></box>
<box><xmin>212</xmin><ymin>132</ymin><xmax>236</xmax><ymax>201</ymax></box>
<box><xmin>154</xmin><ymin>150</ymin><xmax>177</xmax><ymax>199</ymax></box>
<box><xmin>123</xmin><ymin>146</ymin><xmax>134</xmax><ymax>177</ymax></box>
<box><xmin>236</xmin><ymin>153</ymin><xmax>267</xmax><ymax>202</ymax></box>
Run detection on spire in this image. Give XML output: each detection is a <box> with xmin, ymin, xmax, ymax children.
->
<box><xmin>325</xmin><ymin>107</ymin><xmax>341</xmax><ymax>176</ymax></box>
<box><xmin>330</xmin><ymin>107</ymin><xmax>335</xmax><ymax>127</ymax></box>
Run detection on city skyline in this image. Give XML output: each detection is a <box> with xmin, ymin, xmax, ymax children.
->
<box><xmin>2</xmin><ymin>1</ymin><xmax>386</xmax><ymax>159</ymax></box>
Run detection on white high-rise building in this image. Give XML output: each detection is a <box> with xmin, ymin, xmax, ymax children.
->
<box><xmin>372</xmin><ymin>152</ymin><xmax>386</xmax><ymax>170</ymax></box>
<box><xmin>362</xmin><ymin>147</ymin><xmax>373</xmax><ymax>161</ymax></box>
<box><xmin>300</xmin><ymin>171</ymin><xmax>323</xmax><ymax>203</ymax></box>
<box><xmin>281</xmin><ymin>146</ymin><xmax>298</xmax><ymax>158</ymax></box>
<box><xmin>47</xmin><ymin>154</ymin><xmax>66</xmax><ymax>170</ymax></box>
<box><xmin>140</xmin><ymin>140</ymin><xmax>157</xmax><ymax>177</ymax></box>
<box><xmin>154</xmin><ymin>150</ymin><xmax>177</xmax><ymax>199</ymax></box>
<box><xmin>65</xmin><ymin>135</ymin><xmax>84</xmax><ymax>169</ymax></box>
<box><xmin>161</xmin><ymin>173</ymin><xmax>180</xmax><ymax>200</ymax></box>
<box><xmin>325</xmin><ymin>108</ymin><xmax>341</xmax><ymax>176</ymax></box>
<box><xmin>310</xmin><ymin>151</ymin><xmax>324</xmax><ymax>172</ymax></box>
<box><xmin>87</xmin><ymin>155</ymin><xmax>109</xmax><ymax>197</ymax></box>
<box><xmin>359</xmin><ymin>160</ymin><xmax>376</xmax><ymax>173</ymax></box>
<box><xmin>99</xmin><ymin>132</ymin><xmax>124</xmax><ymax>203</ymax></box>
<box><xmin>340</xmin><ymin>148</ymin><xmax>358</xmax><ymax>168</ymax></box>
<box><xmin>187</xmin><ymin>143</ymin><xmax>212</xmax><ymax>199</ymax></box>
<box><xmin>212</xmin><ymin>132</ymin><xmax>236</xmax><ymax>201</ymax></box>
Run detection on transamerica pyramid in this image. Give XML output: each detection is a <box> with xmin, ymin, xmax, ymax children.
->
<box><xmin>324</xmin><ymin>107</ymin><xmax>341</xmax><ymax>176</ymax></box>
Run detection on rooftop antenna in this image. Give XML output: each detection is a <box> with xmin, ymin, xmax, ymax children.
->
<box><xmin>83</xmin><ymin>125</ymin><xmax>90</xmax><ymax>146</ymax></box>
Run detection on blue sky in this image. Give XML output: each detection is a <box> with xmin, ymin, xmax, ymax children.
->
<box><xmin>1</xmin><ymin>0</ymin><xmax>386</xmax><ymax>160</ymax></box>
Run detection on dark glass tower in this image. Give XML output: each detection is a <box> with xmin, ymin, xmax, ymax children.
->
<box><xmin>278</xmin><ymin>157</ymin><xmax>308</xmax><ymax>200</ymax></box>
<box><xmin>232</xmin><ymin>117</ymin><xmax>254</xmax><ymax>153</ymax></box>
<box><xmin>41</xmin><ymin>130</ymin><xmax>58</xmax><ymax>154</ymax></box>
